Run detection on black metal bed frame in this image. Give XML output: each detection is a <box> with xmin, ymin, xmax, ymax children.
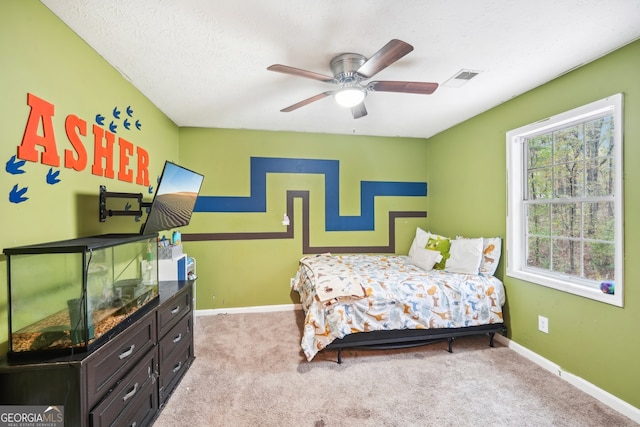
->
<box><xmin>326</xmin><ymin>323</ymin><xmax>506</xmax><ymax>364</ymax></box>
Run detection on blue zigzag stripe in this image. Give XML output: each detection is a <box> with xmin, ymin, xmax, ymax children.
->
<box><xmin>194</xmin><ymin>157</ymin><xmax>427</xmax><ymax>231</ymax></box>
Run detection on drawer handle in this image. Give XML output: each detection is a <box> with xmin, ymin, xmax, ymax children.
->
<box><xmin>172</xmin><ymin>361</ymin><xmax>182</xmax><ymax>373</ymax></box>
<box><xmin>170</xmin><ymin>306</ymin><xmax>180</xmax><ymax>314</ymax></box>
<box><xmin>172</xmin><ymin>333</ymin><xmax>182</xmax><ymax>343</ymax></box>
<box><xmin>119</xmin><ymin>344</ymin><xmax>135</xmax><ymax>360</ymax></box>
<box><xmin>123</xmin><ymin>382</ymin><xmax>139</xmax><ymax>402</ymax></box>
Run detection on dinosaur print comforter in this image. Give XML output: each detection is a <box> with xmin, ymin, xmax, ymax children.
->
<box><xmin>291</xmin><ymin>254</ymin><xmax>505</xmax><ymax>361</ymax></box>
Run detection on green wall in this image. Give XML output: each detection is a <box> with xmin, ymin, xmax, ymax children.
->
<box><xmin>427</xmin><ymin>40</ymin><xmax>640</xmax><ymax>409</ymax></box>
<box><xmin>178</xmin><ymin>128</ymin><xmax>429</xmax><ymax>309</ymax></box>
<box><xmin>0</xmin><ymin>2</ymin><xmax>179</xmax><ymax>354</ymax></box>
<box><xmin>1</xmin><ymin>0</ymin><xmax>639</xmax><ymax>414</ymax></box>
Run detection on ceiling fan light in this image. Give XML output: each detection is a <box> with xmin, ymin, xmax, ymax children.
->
<box><xmin>334</xmin><ymin>88</ymin><xmax>366</xmax><ymax>108</ymax></box>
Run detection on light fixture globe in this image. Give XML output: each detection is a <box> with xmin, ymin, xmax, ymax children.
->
<box><xmin>330</xmin><ymin>53</ymin><xmax>367</xmax><ymax>108</ymax></box>
<box><xmin>334</xmin><ymin>88</ymin><xmax>366</xmax><ymax>108</ymax></box>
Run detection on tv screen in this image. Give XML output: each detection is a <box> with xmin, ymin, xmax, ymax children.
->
<box><xmin>140</xmin><ymin>161</ymin><xmax>204</xmax><ymax>235</ymax></box>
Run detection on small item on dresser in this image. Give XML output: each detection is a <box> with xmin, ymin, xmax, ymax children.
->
<box><xmin>171</xmin><ymin>231</ymin><xmax>181</xmax><ymax>245</ymax></box>
<box><xmin>158</xmin><ymin>243</ymin><xmax>183</xmax><ymax>260</ymax></box>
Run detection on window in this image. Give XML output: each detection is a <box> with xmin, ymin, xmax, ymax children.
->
<box><xmin>506</xmin><ymin>94</ymin><xmax>624</xmax><ymax>306</ymax></box>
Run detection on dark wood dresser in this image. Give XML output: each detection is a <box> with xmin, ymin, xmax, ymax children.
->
<box><xmin>0</xmin><ymin>280</ymin><xmax>194</xmax><ymax>427</ymax></box>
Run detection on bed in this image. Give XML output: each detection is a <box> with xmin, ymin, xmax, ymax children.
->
<box><xmin>291</xmin><ymin>229</ymin><xmax>506</xmax><ymax>363</ymax></box>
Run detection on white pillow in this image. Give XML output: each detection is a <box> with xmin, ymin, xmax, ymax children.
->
<box><xmin>445</xmin><ymin>238</ymin><xmax>483</xmax><ymax>274</ymax></box>
<box><xmin>479</xmin><ymin>237</ymin><xmax>502</xmax><ymax>276</ymax></box>
<box><xmin>408</xmin><ymin>227</ymin><xmax>432</xmax><ymax>258</ymax></box>
<box><xmin>457</xmin><ymin>236</ymin><xmax>502</xmax><ymax>276</ymax></box>
<box><xmin>409</xmin><ymin>248</ymin><xmax>443</xmax><ymax>271</ymax></box>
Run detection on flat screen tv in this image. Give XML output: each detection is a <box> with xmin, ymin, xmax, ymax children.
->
<box><xmin>140</xmin><ymin>161</ymin><xmax>204</xmax><ymax>235</ymax></box>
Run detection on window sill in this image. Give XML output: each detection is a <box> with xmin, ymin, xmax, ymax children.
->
<box><xmin>506</xmin><ymin>268</ymin><xmax>623</xmax><ymax>307</ymax></box>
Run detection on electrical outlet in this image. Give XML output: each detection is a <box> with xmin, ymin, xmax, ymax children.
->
<box><xmin>538</xmin><ymin>315</ymin><xmax>549</xmax><ymax>334</ymax></box>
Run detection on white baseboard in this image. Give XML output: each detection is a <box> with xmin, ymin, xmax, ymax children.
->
<box><xmin>494</xmin><ymin>335</ymin><xmax>640</xmax><ymax>424</ymax></box>
<box><xmin>195</xmin><ymin>303</ymin><xmax>301</xmax><ymax>317</ymax></box>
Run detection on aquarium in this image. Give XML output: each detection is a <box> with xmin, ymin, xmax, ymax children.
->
<box><xmin>4</xmin><ymin>233</ymin><xmax>159</xmax><ymax>359</ymax></box>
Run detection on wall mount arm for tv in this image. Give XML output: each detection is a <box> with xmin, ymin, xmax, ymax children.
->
<box><xmin>99</xmin><ymin>185</ymin><xmax>151</xmax><ymax>222</ymax></box>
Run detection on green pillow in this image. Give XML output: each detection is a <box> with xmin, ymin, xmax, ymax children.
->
<box><xmin>426</xmin><ymin>237</ymin><xmax>450</xmax><ymax>270</ymax></box>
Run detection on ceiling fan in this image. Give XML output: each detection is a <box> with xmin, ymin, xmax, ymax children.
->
<box><xmin>267</xmin><ymin>39</ymin><xmax>438</xmax><ymax>119</ymax></box>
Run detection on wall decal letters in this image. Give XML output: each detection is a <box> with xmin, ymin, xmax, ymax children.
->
<box><xmin>7</xmin><ymin>93</ymin><xmax>150</xmax><ymax>204</ymax></box>
<box><xmin>19</xmin><ymin>93</ymin><xmax>61</xmax><ymax>167</ymax></box>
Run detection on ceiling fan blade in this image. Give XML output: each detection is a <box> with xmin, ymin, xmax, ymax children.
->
<box><xmin>356</xmin><ymin>39</ymin><xmax>414</xmax><ymax>78</ymax></box>
<box><xmin>267</xmin><ymin>64</ymin><xmax>334</xmax><ymax>83</ymax></box>
<box><xmin>351</xmin><ymin>102</ymin><xmax>367</xmax><ymax>119</ymax></box>
<box><xmin>368</xmin><ymin>81</ymin><xmax>439</xmax><ymax>95</ymax></box>
<box><xmin>280</xmin><ymin>91</ymin><xmax>334</xmax><ymax>112</ymax></box>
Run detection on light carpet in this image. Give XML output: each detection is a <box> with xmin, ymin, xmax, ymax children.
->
<box><xmin>153</xmin><ymin>310</ymin><xmax>637</xmax><ymax>426</ymax></box>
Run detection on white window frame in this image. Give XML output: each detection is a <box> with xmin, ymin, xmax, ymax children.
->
<box><xmin>506</xmin><ymin>93</ymin><xmax>624</xmax><ymax>306</ymax></box>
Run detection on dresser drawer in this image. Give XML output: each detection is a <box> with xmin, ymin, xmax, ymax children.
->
<box><xmin>89</xmin><ymin>349</ymin><xmax>158</xmax><ymax>427</ymax></box>
<box><xmin>115</xmin><ymin>386</ymin><xmax>158</xmax><ymax>427</ymax></box>
<box><xmin>157</xmin><ymin>286</ymin><xmax>192</xmax><ymax>337</ymax></box>
<box><xmin>86</xmin><ymin>312</ymin><xmax>157</xmax><ymax>408</ymax></box>
<box><xmin>159</xmin><ymin>313</ymin><xmax>192</xmax><ymax>367</ymax></box>
<box><xmin>159</xmin><ymin>340</ymin><xmax>193</xmax><ymax>404</ymax></box>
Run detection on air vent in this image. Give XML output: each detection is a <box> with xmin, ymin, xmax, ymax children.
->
<box><xmin>443</xmin><ymin>69</ymin><xmax>482</xmax><ymax>88</ymax></box>
<box><xmin>455</xmin><ymin>71</ymin><xmax>479</xmax><ymax>80</ymax></box>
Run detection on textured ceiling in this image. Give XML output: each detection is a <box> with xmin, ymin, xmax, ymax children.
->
<box><xmin>41</xmin><ymin>0</ymin><xmax>640</xmax><ymax>138</ymax></box>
